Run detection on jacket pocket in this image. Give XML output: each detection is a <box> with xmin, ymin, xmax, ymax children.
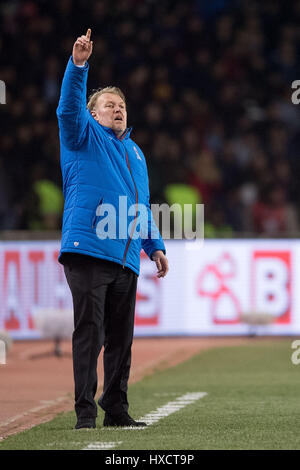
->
<box><xmin>91</xmin><ymin>197</ymin><xmax>104</xmax><ymax>228</ymax></box>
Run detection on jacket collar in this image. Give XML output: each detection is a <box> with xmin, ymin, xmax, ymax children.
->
<box><xmin>119</xmin><ymin>127</ymin><xmax>133</xmax><ymax>141</ymax></box>
<box><xmin>97</xmin><ymin>121</ymin><xmax>133</xmax><ymax>141</ymax></box>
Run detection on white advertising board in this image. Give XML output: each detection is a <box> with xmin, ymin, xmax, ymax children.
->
<box><xmin>0</xmin><ymin>240</ymin><xmax>299</xmax><ymax>338</ymax></box>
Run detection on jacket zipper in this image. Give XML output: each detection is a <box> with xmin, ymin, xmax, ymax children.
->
<box><xmin>92</xmin><ymin>197</ymin><xmax>104</xmax><ymax>228</ymax></box>
<box><xmin>119</xmin><ymin>130</ymin><xmax>138</xmax><ymax>268</ymax></box>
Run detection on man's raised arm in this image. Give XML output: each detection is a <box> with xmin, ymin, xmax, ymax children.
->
<box><xmin>56</xmin><ymin>29</ymin><xmax>93</xmax><ymax>150</ymax></box>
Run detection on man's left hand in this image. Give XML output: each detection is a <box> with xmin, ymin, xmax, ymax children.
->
<box><xmin>151</xmin><ymin>251</ymin><xmax>169</xmax><ymax>278</ymax></box>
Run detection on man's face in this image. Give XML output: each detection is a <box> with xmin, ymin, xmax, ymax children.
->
<box><xmin>91</xmin><ymin>92</ymin><xmax>127</xmax><ymax>137</ymax></box>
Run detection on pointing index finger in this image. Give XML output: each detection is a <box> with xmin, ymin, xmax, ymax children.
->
<box><xmin>86</xmin><ymin>28</ymin><xmax>91</xmax><ymax>40</ymax></box>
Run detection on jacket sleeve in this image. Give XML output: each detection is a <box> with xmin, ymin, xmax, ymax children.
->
<box><xmin>56</xmin><ymin>56</ymin><xmax>90</xmax><ymax>150</ymax></box>
<box><xmin>141</xmin><ymin>189</ymin><xmax>166</xmax><ymax>260</ymax></box>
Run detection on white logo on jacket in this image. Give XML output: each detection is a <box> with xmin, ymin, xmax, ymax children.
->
<box><xmin>133</xmin><ymin>146</ymin><xmax>142</xmax><ymax>161</ymax></box>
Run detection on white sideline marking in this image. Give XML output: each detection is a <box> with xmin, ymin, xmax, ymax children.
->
<box><xmin>117</xmin><ymin>392</ymin><xmax>208</xmax><ymax>430</ymax></box>
<box><xmin>83</xmin><ymin>441</ymin><xmax>122</xmax><ymax>450</ymax></box>
<box><xmin>81</xmin><ymin>391</ymin><xmax>208</xmax><ymax>451</ymax></box>
<box><xmin>138</xmin><ymin>392</ymin><xmax>207</xmax><ymax>427</ymax></box>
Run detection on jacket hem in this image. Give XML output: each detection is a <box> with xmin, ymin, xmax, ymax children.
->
<box><xmin>58</xmin><ymin>248</ymin><xmax>139</xmax><ymax>276</ymax></box>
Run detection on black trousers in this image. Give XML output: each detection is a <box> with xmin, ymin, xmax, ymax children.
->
<box><xmin>63</xmin><ymin>253</ymin><xmax>138</xmax><ymax>420</ymax></box>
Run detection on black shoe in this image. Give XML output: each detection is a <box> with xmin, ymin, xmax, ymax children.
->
<box><xmin>75</xmin><ymin>418</ymin><xmax>96</xmax><ymax>429</ymax></box>
<box><xmin>103</xmin><ymin>411</ymin><xmax>147</xmax><ymax>427</ymax></box>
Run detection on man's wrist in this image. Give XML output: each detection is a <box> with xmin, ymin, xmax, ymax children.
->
<box><xmin>72</xmin><ymin>57</ymin><xmax>86</xmax><ymax>67</ymax></box>
<box><xmin>151</xmin><ymin>250</ymin><xmax>163</xmax><ymax>260</ymax></box>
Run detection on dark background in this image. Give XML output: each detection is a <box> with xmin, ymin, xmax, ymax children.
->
<box><xmin>1</xmin><ymin>0</ymin><xmax>300</xmax><ymax>236</ymax></box>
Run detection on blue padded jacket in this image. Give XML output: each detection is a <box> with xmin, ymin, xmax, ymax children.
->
<box><xmin>56</xmin><ymin>57</ymin><xmax>166</xmax><ymax>275</ymax></box>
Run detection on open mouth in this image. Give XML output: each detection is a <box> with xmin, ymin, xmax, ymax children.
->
<box><xmin>114</xmin><ymin>116</ymin><xmax>123</xmax><ymax>121</ymax></box>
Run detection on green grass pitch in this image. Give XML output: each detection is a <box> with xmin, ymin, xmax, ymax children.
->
<box><xmin>1</xmin><ymin>339</ymin><xmax>300</xmax><ymax>450</ymax></box>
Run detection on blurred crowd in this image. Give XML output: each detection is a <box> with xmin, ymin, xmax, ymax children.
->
<box><xmin>1</xmin><ymin>0</ymin><xmax>300</xmax><ymax>236</ymax></box>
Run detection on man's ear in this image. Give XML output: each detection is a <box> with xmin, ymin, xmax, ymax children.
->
<box><xmin>91</xmin><ymin>109</ymin><xmax>99</xmax><ymax>122</ymax></box>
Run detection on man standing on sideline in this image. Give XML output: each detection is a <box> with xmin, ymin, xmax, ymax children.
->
<box><xmin>56</xmin><ymin>29</ymin><xmax>168</xmax><ymax>429</ymax></box>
